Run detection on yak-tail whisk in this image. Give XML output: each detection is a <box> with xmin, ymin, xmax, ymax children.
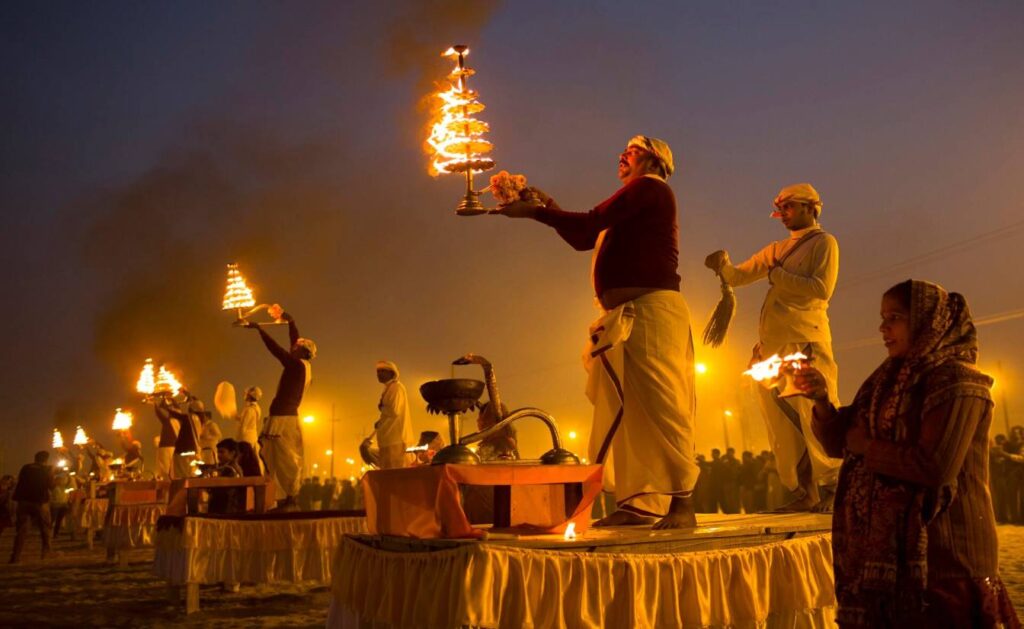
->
<box><xmin>702</xmin><ymin>274</ymin><xmax>736</xmax><ymax>347</ymax></box>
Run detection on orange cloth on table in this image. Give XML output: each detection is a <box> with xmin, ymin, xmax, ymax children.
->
<box><xmin>362</xmin><ymin>464</ymin><xmax>604</xmax><ymax>539</ymax></box>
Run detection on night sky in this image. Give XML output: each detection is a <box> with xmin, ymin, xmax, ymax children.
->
<box><xmin>2</xmin><ymin>1</ymin><xmax>1023</xmax><ymax>474</ymax></box>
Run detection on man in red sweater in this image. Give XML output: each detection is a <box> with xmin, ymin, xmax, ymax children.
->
<box><xmin>496</xmin><ymin>136</ymin><xmax>698</xmax><ymax>529</ymax></box>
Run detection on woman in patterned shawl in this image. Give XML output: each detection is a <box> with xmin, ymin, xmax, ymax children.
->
<box><xmin>796</xmin><ymin>280</ymin><xmax>1019</xmax><ymax>627</ymax></box>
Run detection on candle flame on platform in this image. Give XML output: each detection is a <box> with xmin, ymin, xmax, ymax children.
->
<box><xmin>112</xmin><ymin>408</ymin><xmax>134</xmax><ymax>431</ymax></box>
<box><xmin>222</xmin><ymin>263</ymin><xmax>256</xmax><ymax>310</ymax></box>
<box><xmin>743</xmin><ymin>352</ymin><xmax>809</xmax><ymax>383</ymax></box>
<box><xmin>563</xmin><ymin>522</ymin><xmax>577</xmax><ymax>541</ymax></box>
<box><xmin>52</xmin><ymin>429</ymin><xmax>64</xmax><ymax>449</ymax></box>
<box><xmin>426</xmin><ymin>46</ymin><xmax>495</xmax><ymax>176</ymax></box>
<box><xmin>136</xmin><ymin>358</ymin><xmax>156</xmax><ymax>395</ymax></box>
<box><xmin>73</xmin><ymin>426</ymin><xmax>88</xmax><ymax>446</ymax></box>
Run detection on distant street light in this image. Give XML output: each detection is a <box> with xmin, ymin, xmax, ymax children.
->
<box><xmin>695</xmin><ymin>363</ymin><xmax>708</xmax><ymax>375</ymax></box>
<box><xmin>568</xmin><ymin>430</ymin><xmax>578</xmax><ymax>440</ymax></box>
<box><xmin>303</xmin><ymin>415</ymin><xmax>315</xmax><ymax>424</ymax></box>
<box><xmin>326</xmin><ymin>449</ymin><xmax>333</xmax><ymax>456</ymax></box>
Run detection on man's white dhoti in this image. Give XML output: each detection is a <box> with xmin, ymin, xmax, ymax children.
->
<box><xmin>155</xmin><ymin>447</ymin><xmax>175</xmax><ymax>480</ymax></box>
<box><xmin>173</xmin><ymin>452</ymin><xmax>196</xmax><ymax>480</ymax></box>
<box><xmin>585</xmin><ymin>290</ymin><xmax>699</xmax><ymax>517</ymax></box>
<box><xmin>261</xmin><ymin>415</ymin><xmax>304</xmax><ymax>500</ymax></box>
<box><xmin>754</xmin><ymin>341</ymin><xmax>840</xmax><ymax>491</ymax></box>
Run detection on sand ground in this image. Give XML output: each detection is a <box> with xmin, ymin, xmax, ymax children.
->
<box><xmin>1</xmin><ymin>524</ymin><xmax>1022</xmax><ymax>627</ymax></box>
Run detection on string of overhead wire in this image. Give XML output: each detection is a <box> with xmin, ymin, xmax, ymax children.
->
<box><xmin>840</xmin><ymin>216</ymin><xmax>1024</xmax><ymax>290</ymax></box>
<box><xmin>835</xmin><ymin>306</ymin><xmax>1024</xmax><ymax>351</ymax></box>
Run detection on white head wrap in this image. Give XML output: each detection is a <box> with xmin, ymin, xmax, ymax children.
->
<box><xmin>771</xmin><ymin>183</ymin><xmax>823</xmax><ymax>217</ymax></box>
<box><xmin>376</xmin><ymin>360</ymin><xmax>400</xmax><ymax>380</ymax></box>
<box><xmin>627</xmin><ymin>135</ymin><xmax>674</xmax><ymax>177</ymax></box>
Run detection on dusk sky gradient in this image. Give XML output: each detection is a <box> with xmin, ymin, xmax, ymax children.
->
<box><xmin>2</xmin><ymin>1</ymin><xmax>1023</xmax><ymax>473</ymax></box>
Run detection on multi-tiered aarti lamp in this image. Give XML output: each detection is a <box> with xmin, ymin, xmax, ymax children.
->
<box><xmin>136</xmin><ymin>358</ymin><xmax>184</xmax><ymax>402</ymax></box>
<box><xmin>427</xmin><ymin>45</ymin><xmax>496</xmax><ymax>215</ymax></box>
<box><xmin>112</xmin><ymin>408</ymin><xmax>134</xmax><ymax>431</ymax></box>
<box><xmin>73</xmin><ymin>426</ymin><xmax>89</xmax><ymax>446</ymax></box>
<box><xmin>222</xmin><ymin>263</ymin><xmax>283</xmax><ymax>326</ymax></box>
<box><xmin>52</xmin><ymin>429</ymin><xmax>64</xmax><ymax>449</ymax></box>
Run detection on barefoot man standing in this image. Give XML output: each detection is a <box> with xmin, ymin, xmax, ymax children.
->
<box><xmin>244</xmin><ymin>305</ymin><xmax>316</xmax><ymax>511</ymax></box>
<box><xmin>704</xmin><ymin>184</ymin><xmax>840</xmax><ymax>511</ymax></box>
<box><xmin>496</xmin><ymin>136</ymin><xmax>698</xmax><ymax>529</ymax></box>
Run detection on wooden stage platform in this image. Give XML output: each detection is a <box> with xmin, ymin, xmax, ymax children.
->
<box><xmin>330</xmin><ymin>512</ymin><xmax>837</xmax><ymax>628</ymax></box>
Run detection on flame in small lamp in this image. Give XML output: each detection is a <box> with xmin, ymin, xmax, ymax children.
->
<box><xmin>73</xmin><ymin>426</ymin><xmax>88</xmax><ymax>446</ymax></box>
<box><xmin>112</xmin><ymin>408</ymin><xmax>134</xmax><ymax>431</ymax></box>
<box><xmin>427</xmin><ymin>45</ymin><xmax>496</xmax><ymax>215</ymax></box>
<box><xmin>743</xmin><ymin>351</ymin><xmax>809</xmax><ymax>398</ymax></box>
<box><xmin>563</xmin><ymin>522</ymin><xmax>577</xmax><ymax>541</ymax></box>
<box><xmin>222</xmin><ymin>263</ymin><xmax>256</xmax><ymax>312</ymax></box>
<box><xmin>155</xmin><ymin>365</ymin><xmax>183</xmax><ymax>397</ymax></box>
<box><xmin>136</xmin><ymin>358</ymin><xmax>156</xmax><ymax>396</ymax></box>
<box><xmin>52</xmin><ymin>429</ymin><xmax>64</xmax><ymax>449</ymax></box>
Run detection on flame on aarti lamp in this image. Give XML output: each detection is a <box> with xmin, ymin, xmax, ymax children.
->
<box><xmin>136</xmin><ymin>358</ymin><xmax>156</xmax><ymax>395</ymax></box>
<box><xmin>222</xmin><ymin>263</ymin><xmax>256</xmax><ymax>311</ymax></box>
<box><xmin>73</xmin><ymin>426</ymin><xmax>88</xmax><ymax>446</ymax></box>
<box><xmin>52</xmin><ymin>429</ymin><xmax>64</xmax><ymax>449</ymax></box>
<box><xmin>743</xmin><ymin>352</ymin><xmax>809</xmax><ymax>383</ymax></box>
<box><xmin>426</xmin><ymin>46</ymin><xmax>495</xmax><ymax>176</ymax></box>
<box><xmin>155</xmin><ymin>365</ymin><xmax>183</xmax><ymax>396</ymax></box>
<box><xmin>563</xmin><ymin>522</ymin><xmax>577</xmax><ymax>541</ymax></box>
<box><xmin>112</xmin><ymin>408</ymin><xmax>134</xmax><ymax>431</ymax></box>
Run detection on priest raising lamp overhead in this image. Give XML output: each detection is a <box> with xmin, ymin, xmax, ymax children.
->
<box><xmin>221</xmin><ymin>263</ymin><xmax>285</xmax><ymax>326</ymax></box>
<box><xmin>427</xmin><ymin>45</ymin><xmax>497</xmax><ymax>216</ymax></box>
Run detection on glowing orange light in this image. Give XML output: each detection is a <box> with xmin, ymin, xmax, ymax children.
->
<box><xmin>52</xmin><ymin>429</ymin><xmax>64</xmax><ymax>449</ymax></box>
<box><xmin>136</xmin><ymin>358</ymin><xmax>156</xmax><ymax>395</ymax></box>
<box><xmin>155</xmin><ymin>365</ymin><xmax>183</xmax><ymax>397</ymax></box>
<box><xmin>743</xmin><ymin>352</ymin><xmax>808</xmax><ymax>383</ymax></box>
<box><xmin>222</xmin><ymin>263</ymin><xmax>256</xmax><ymax>310</ymax></box>
<box><xmin>563</xmin><ymin>522</ymin><xmax>577</xmax><ymax>541</ymax></box>
<box><xmin>426</xmin><ymin>46</ymin><xmax>495</xmax><ymax>177</ymax></box>
<box><xmin>112</xmin><ymin>408</ymin><xmax>133</xmax><ymax>431</ymax></box>
<box><xmin>73</xmin><ymin>426</ymin><xmax>88</xmax><ymax>446</ymax></box>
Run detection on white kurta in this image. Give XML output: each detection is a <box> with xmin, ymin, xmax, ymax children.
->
<box><xmin>721</xmin><ymin>225</ymin><xmax>841</xmax><ymax>489</ymax></box>
<box><xmin>236</xmin><ymin>402</ymin><xmax>261</xmax><ymax>446</ymax></box>
<box><xmin>375</xmin><ymin>380</ymin><xmax>415</xmax><ymax>470</ymax></box>
<box><xmin>585</xmin><ymin>290</ymin><xmax>699</xmax><ymax>517</ymax></box>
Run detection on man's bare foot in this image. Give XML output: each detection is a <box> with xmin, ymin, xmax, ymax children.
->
<box><xmin>652</xmin><ymin>512</ymin><xmax>697</xmax><ymax>529</ymax></box>
<box><xmin>652</xmin><ymin>496</ymin><xmax>697</xmax><ymax>529</ymax></box>
<box><xmin>594</xmin><ymin>509</ymin><xmax>656</xmax><ymax>527</ymax></box>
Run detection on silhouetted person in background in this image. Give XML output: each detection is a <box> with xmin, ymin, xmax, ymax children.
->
<box><xmin>10</xmin><ymin>451</ymin><xmax>55</xmax><ymax>564</ymax></box>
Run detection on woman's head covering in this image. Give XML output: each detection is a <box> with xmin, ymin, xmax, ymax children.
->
<box><xmin>244</xmin><ymin>386</ymin><xmax>262</xmax><ymax>401</ymax></box>
<box><xmin>627</xmin><ymin>135</ymin><xmax>674</xmax><ymax>177</ymax></box>
<box><xmin>904</xmin><ymin>280</ymin><xmax>978</xmax><ymax>366</ymax></box>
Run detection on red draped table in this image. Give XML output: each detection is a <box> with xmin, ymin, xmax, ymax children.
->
<box><xmin>362</xmin><ymin>463</ymin><xmax>604</xmax><ymax>539</ymax></box>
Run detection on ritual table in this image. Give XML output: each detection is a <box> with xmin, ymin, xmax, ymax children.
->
<box><xmin>154</xmin><ymin>511</ymin><xmax>367</xmax><ymax>613</ymax></box>
<box><xmin>328</xmin><ymin>513</ymin><xmax>836</xmax><ymax>628</ymax></box>
<box><xmin>103</xmin><ymin>480</ymin><xmax>170</xmax><ymax>565</ymax></box>
<box><xmin>362</xmin><ymin>464</ymin><xmax>604</xmax><ymax>539</ymax></box>
<box><xmin>76</xmin><ymin>497</ymin><xmax>110</xmax><ymax>550</ymax></box>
